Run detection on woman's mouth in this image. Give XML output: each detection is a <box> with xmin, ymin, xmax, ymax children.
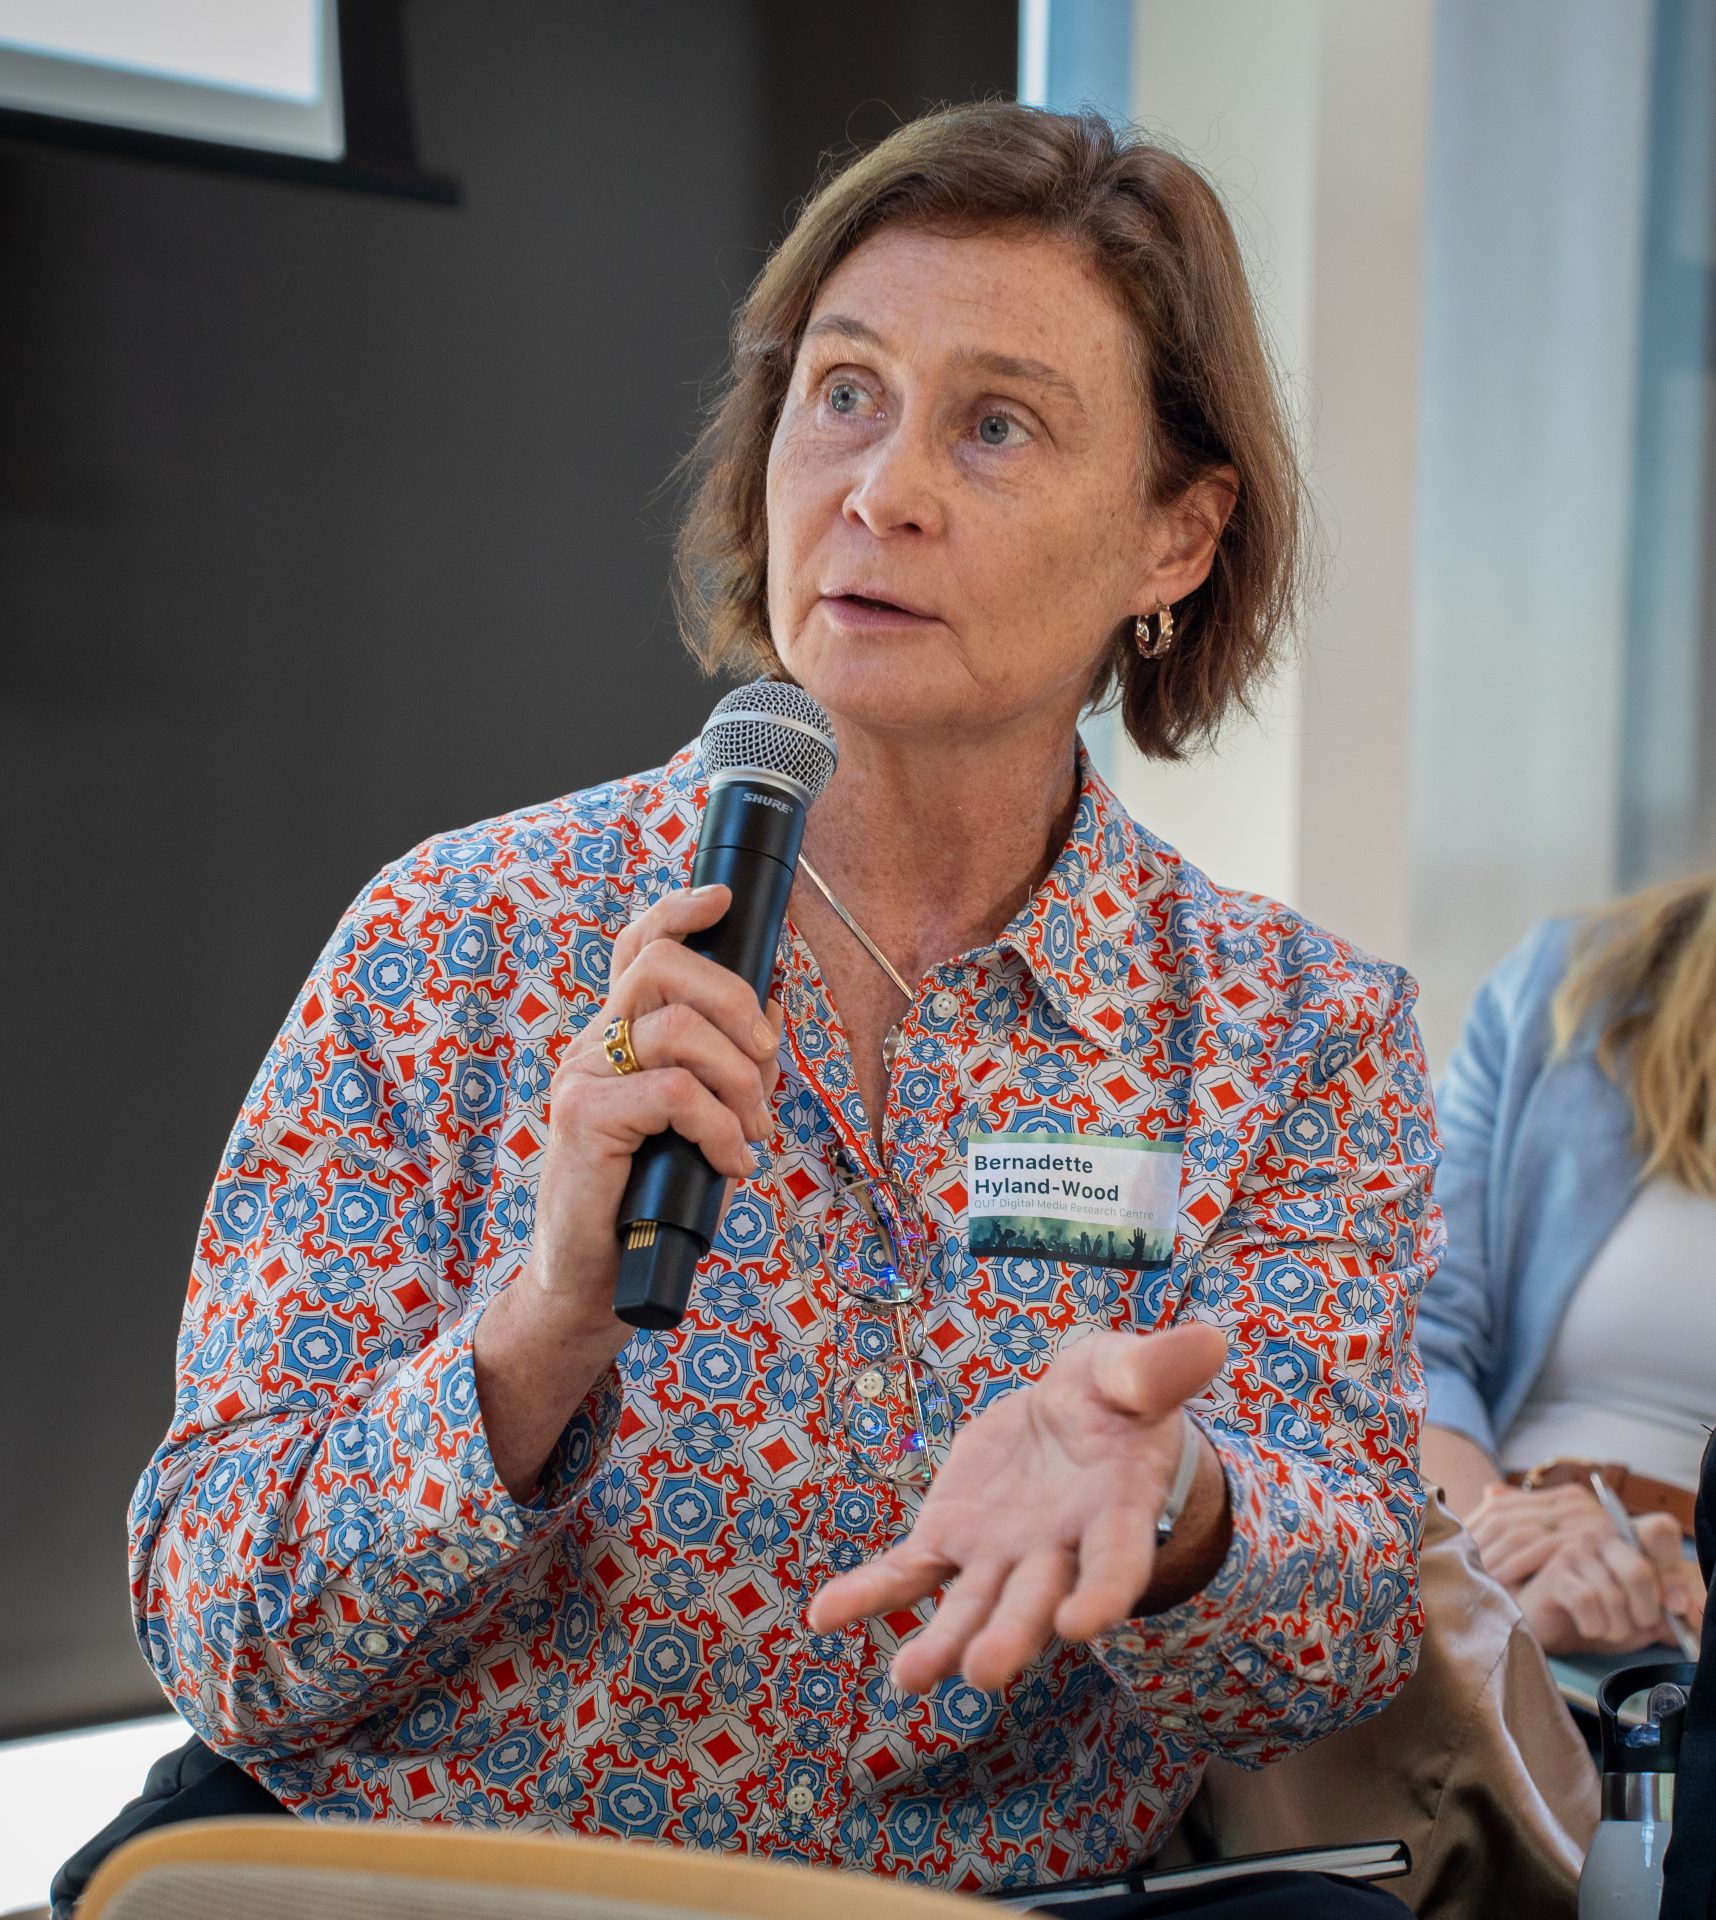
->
<box><xmin>821</xmin><ymin>591</ymin><xmax>937</xmax><ymax>627</ymax></box>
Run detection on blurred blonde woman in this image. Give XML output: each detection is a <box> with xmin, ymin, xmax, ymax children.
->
<box><xmin>1421</xmin><ymin>871</ymin><xmax>1715</xmax><ymax>1654</ymax></box>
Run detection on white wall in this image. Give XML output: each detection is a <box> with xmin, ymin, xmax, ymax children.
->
<box><xmin>1406</xmin><ymin>0</ymin><xmax>1655</xmax><ymax>1057</ymax></box>
<box><xmin>0</xmin><ymin>1712</ymin><xmax>188</xmax><ymax>1912</ymax></box>
<box><xmin>1089</xmin><ymin>0</ymin><xmax>1432</xmax><ymax>998</ymax></box>
<box><xmin>1084</xmin><ymin>0</ymin><xmax>1320</xmax><ymax>916</ymax></box>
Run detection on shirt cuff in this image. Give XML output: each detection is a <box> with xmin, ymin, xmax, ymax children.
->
<box><xmin>1084</xmin><ymin>1428</ymin><xmax>1297</xmax><ymax>1750</ymax></box>
<box><xmin>1421</xmin><ymin>1365</ymin><xmax>1497</xmax><ymax>1456</ymax></box>
<box><xmin>375</xmin><ymin>1300</ymin><xmax>622</xmax><ymax>1596</ymax></box>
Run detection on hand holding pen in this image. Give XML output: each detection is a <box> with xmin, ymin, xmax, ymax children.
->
<box><xmin>1472</xmin><ymin>1472</ymin><xmax>1706</xmax><ymax>1657</ymax></box>
<box><xmin>1586</xmin><ymin>1471</ymin><xmax>1702</xmax><ymax>1661</ymax></box>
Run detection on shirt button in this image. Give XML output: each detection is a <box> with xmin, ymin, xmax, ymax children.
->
<box><xmin>357</xmin><ymin>1630</ymin><xmax>391</xmax><ymax>1657</ymax></box>
<box><xmin>854</xmin><ymin>1367</ymin><xmax>886</xmax><ymax>1402</ymax></box>
<box><xmin>479</xmin><ymin>1515</ymin><xmax>510</xmax><ymax>1543</ymax></box>
<box><xmin>443</xmin><ymin>1545</ymin><xmax>470</xmax><ymax>1573</ymax></box>
<box><xmin>930</xmin><ymin>991</ymin><xmax>959</xmax><ymax>1021</ymax></box>
<box><xmin>785</xmin><ymin>1785</ymin><xmax>816</xmax><ymax>1814</ymax></box>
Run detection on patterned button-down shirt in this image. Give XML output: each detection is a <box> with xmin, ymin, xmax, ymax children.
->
<box><xmin>130</xmin><ymin>743</ymin><xmax>1440</xmax><ymax>1895</ymax></box>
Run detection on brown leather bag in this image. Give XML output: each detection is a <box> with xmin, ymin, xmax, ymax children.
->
<box><xmin>1161</xmin><ymin>1494</ymin><xmax>1597</xmax><ymax>1919</ymax></box>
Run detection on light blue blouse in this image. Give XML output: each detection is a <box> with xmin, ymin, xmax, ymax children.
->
<box><xmin>1419</xmin><ymin>916</ymin><xmax>1644</xmax><ymax>1452</ymax></box>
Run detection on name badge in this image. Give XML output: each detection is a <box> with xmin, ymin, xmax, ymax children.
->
<box><xmin>967</xmin><ymin>1129</ymin><xmax>1182</xmax><ymax>1272</ymax></box>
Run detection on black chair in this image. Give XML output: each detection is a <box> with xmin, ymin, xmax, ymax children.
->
<box><xmin>1661</xmin><ymin>1425</ymin><xmax>1715</xmax><ymax>1919</ymax></box>
<box><xmin>49</xmin><ymin>1733</ymin><xmax>286</xmax><ymax>1918</ymax></box>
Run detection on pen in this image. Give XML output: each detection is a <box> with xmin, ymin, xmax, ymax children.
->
<box><xmin>1587</xmin><ymin>1471</ymin><xmax>1700</xmax><ymax>1661</ymax></box>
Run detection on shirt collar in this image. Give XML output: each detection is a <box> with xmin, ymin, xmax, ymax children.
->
<box><xmin>657</xmin><ymin>735</ymin><xmax>1164</xmax><ymax>1059</ymax></box>
<box><xmin>995</xmin><ymin>740</ymin><xmax>1166</xmax><ymax>1058</ymax></box>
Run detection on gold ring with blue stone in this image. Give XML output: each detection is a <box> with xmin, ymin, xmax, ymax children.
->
<box><xmin>602</xmin><ymin>1015</ymin><xmax>641</xmax><ymax>1076</ymax></box>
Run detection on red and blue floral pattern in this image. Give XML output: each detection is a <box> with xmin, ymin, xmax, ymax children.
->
<box><xmin>130</xmin><ymin>744</ymin><xmax>1439</xmax><ymax>1894</ymax></box>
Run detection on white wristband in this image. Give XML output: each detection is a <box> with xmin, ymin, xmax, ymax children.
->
<box><xmin>1155</xmin><ymin>1412</ymin><xmax>1203</xmax><ymax>1546</ymax></box>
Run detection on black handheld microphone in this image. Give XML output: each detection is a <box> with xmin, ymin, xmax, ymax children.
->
<box><xmin>612</xmin><ymin>680</ymin><xmax>838</xmax><ymax>1330</ymax></box>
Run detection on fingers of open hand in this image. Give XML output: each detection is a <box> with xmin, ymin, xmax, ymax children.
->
<box><xmin>1085</xmin><ymin>1323</ymin><xmax>1228</xmax><ymax>1420</ymax></box>
<box><xmin>956</xmin><ymin>1551</ymin><xmax>1080</xmax><ymax>1694</ymax></box>
<box><xmin>805</xmin><ymin>1544</ymin><xmax>954</xmax><ymax>1638</ymax></box>
<box><xmin>887</xmin><ymin>1559</ymin><xmax>1013</xmax><ymax>1695</ymax></box>
<box><xmin>1054</xmin><ymin>1501</ymin><xmax>1155</xmax><ymax>1644</ymax></box>
<box><xmin>894</xmin><ymin>1526</ymin><xmax>1143</xmax><ymax>1697</ymax></box>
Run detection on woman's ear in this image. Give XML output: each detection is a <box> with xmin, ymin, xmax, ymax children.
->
<box><xmin>1132</xmin><ymin>466</ymin><xmax>1238</xmax><ymax>609</ymax></box>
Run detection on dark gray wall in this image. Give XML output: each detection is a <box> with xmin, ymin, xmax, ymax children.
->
<box><xmin>0</xmin><ymin>1</ymin><xmax>1013</xmax><ymax>1740</ymax></box>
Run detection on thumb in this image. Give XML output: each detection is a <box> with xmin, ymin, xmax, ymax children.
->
<box><xmin>1636</xmin><ymin>1512</ymin><xmax>1686</xmax><ymax>1574</ymax></box>
<box><xmin>1091</xmin><ymin>1322</ymin><xmax>1228</xmax><ymax>1420</ymax></box>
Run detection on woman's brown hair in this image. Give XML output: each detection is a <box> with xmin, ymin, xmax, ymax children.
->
<box><xmin>1553</xmin><ymin>871</ymin><xmax>1716</xmax><ymax>1197</ymax></box>
<box><xmin>674</xmin><ymin>101</ymin><xmax>1308</xmax><ymax>761</ymax></box>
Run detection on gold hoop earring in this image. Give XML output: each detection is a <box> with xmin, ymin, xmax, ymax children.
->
<box><xmin>1134</xmin><ymin>603</ymin><xmax>1174</xmax><ymax>660</ymax></box>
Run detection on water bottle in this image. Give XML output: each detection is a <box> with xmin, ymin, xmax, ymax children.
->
<box><xmin>1579</xmin><ymin>1661</ymin><xmax>1694</xmax><ymax>1917</ymax></box>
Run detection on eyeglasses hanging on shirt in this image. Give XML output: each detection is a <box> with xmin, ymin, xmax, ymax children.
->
<box><xmin>817</xmin><ymin>1159</ymin><xmax>956</xmax><ymax>1488</ymax></box>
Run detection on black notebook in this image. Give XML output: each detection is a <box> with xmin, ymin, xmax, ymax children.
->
<box><xmin>987</xmin><ymin>1838</ymin><xmax>1412</xmax><ymax>1910</ymax></box>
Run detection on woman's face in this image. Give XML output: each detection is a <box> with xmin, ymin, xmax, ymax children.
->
<box><xmin>765</xmin><ymin>223</ymin><xmax>1169</xmax><ymax>744</ymax></box>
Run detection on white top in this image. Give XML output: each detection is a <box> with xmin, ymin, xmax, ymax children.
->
<box><xmin>1499</xmin><ymin>1176</ymin><xmax>1716</xmax><ymax>1491</ymax></box>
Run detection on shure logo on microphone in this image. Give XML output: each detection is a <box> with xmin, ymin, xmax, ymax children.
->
<box><xmin>742</xmin><ymin>791</ymin><xmax>794</xmax><ymax>815</ymax></box>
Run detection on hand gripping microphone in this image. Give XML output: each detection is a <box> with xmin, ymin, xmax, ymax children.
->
<box><xmin>612</xmin><ymin>680</ymin><xmax>838</xmax><ymax>1330</ymax></box>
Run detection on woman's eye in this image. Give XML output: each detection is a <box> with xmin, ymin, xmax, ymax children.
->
<box><xmin>977</xmin><ymin>412</ymin><xmax>1021</xmax><ymax>447</ymax></box>
<box><xmin>829</xmin><ymin>381</ymin><xmax>865</xmax><ymax>415</ymax></box>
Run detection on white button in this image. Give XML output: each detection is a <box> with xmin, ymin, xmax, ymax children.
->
<box><xmin>854</xmin><ymin>1368</ymin><xmax>886</xmax><ymax>1402</ymax></box>
<box><xmin>930</xmin><ymin>992</ymin><xmax>959</xmax><ymax>1021</ymax></box>
<box><xmin>443</xmin><ymin>1546</ymin><xmax>469</xmax><ymax>1573</ymax></box>
<box><xmin>479</xmin><ymin>1515</ymin><xmax>510</xmax><ymax>1543</ymax></box>
<box><xmin>357</xmin><ymin>1630</ymin><xmax>391</xmax><ymax>1657</ymax></box>
<box><xmin>785</xmin><ymin>1785</ymin><xmax>815</xmax><ymax>1814</ymax></box>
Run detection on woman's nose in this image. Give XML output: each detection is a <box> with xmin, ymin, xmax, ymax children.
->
<box><xmin>842</xmin><ymin>421</ymin><xmax>946</xmax><ymax>539</ymax></box>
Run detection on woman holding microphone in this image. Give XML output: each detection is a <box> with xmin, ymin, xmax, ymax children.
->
<box><xmin>128</xmin><ymin>104</ymin><xmax>1434</xmax><ymax>1913</ymax></box>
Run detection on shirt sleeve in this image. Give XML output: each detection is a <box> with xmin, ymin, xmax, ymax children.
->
<box><xmin>1416</xmin><ymin>918</ymin><xmax>1568</xmax><ymax>1453</ymax></box>
<box><xmin>1089</xmin><ymin>969</ymin><xmax>1442</xmax><ymax>1767</ymax></box>
<box><xmin>1415</xmin><ymin>972</ymin><xmax>1507</xmax><ymax>1451</ymax></box>
<box><xmin>127</xmin><ymin>862</ymin><xmax>619</xmax><ymax>1765</ymax></box>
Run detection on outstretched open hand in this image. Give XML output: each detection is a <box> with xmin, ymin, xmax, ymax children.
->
<box><xmin>807</xmin><ymin>1323</ymin><xmax>1229</xmax><ymax>1694</ymax></box>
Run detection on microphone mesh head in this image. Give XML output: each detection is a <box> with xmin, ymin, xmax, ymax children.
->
<box><xmin>700</xmin><ymin>680</ymin><xmax>838</xmax><ymax>803</ymax></box>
